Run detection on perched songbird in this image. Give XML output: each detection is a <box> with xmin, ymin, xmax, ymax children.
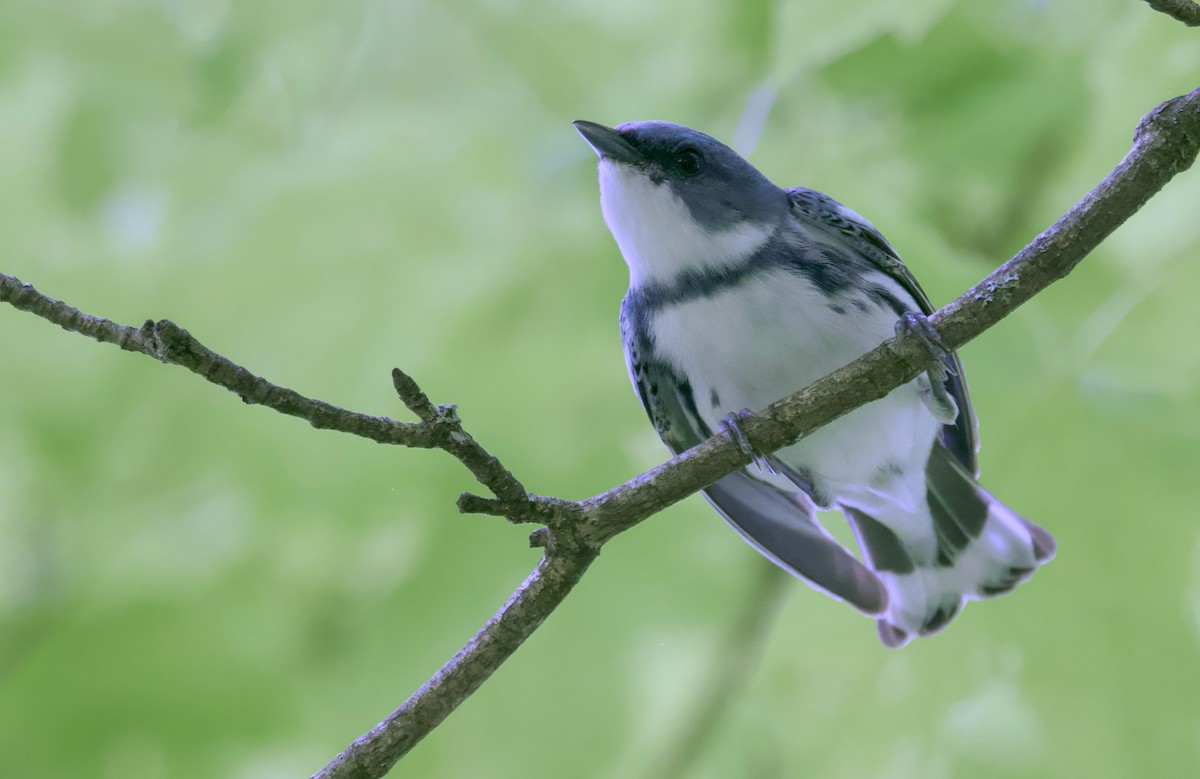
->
<box><xmin>574</xmin><ymin>119</ymin><xmax>1055</xmax><ymax>647</ymax></box>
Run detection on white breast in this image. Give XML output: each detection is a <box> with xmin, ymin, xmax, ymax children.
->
<box><xmin>648</xmin><ymin>268</ymin><xmax>941</xmax><ymax>503</ymax></box>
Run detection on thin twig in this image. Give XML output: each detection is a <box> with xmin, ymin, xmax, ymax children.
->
<box><xmin>389</xmin><ymin>368</ymin><xmax>528</xmax><ymax>502</ymax></box>
<box><xmin>1143</xmin><ymin>0</ymin><xmax>1200</xmax><ymax>26</ymax></box>
<box><xmin>0</xmin><ymin>279</ymin><xmax>533</xmax><ymax>509</ymax></box>
<box><xmin>0</xmin><ymin>286</ymin><xmax>435</xmax><ymax>447</ymax></box>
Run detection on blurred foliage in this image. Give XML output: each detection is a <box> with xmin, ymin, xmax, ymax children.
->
<box><xmin>1</xmin><ymin>1</ymin><xmax>1199</xmax><ymax>777</ymax></box>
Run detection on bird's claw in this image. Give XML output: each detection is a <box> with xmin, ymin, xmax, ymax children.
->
<box><xmin>897</xmin><ymin>311</ymin><xmax>956</xmax><ymax>379</ymax></box>
<box><xmin>720</xmin><ymin>409</ymin><xmax>775</xmax><ymax>474</ymax></box>
<box><xmin>898</xmin><ymin>312</ymin><xmax>959</xmax><ymax>424</ymax></box>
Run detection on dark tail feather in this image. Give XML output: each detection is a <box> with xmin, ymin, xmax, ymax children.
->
<box><xmin>848</xmin><ymin>444</ymin><xmax>1055</xmax><ymax>647</ymax></box>
<box><xmin>703</xmin><ymin>470</ymin><xmax>888</xmax><ymax>616</ymax></box>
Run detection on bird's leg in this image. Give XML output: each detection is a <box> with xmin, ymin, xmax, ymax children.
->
<box><xmin>723</xmin><ymin>411</ymin><xmax>835</xmax><ymax>506</ymax></box>
<box><xmin>720</xmin><ymin>408</ymin><xmax>776</xmax><ymax>475</ymax></box>
<box><xmin>896</xmin><ymin>312</ymin><xmax>958</xmax><ymax>424</ymax></box>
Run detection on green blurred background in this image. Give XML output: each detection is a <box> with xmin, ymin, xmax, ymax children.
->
<box><xmin>2</xmin><ymin>1</ymin><xmax>1199</xmax><ymax>777</ymax></box>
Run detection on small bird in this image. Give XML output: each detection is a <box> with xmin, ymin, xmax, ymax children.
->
<box><xmin>574</xmin><ymin>119</ymin><xmax>1055</xmax><ymax>647</ymax></box>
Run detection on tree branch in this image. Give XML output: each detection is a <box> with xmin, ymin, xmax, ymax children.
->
<box><xmin>1144</xmin><ymin>0</ymin><xmax>1200</xmax><ymax>26</ymax></box>
<box><xmin>0</xmin><ymin>288</ymin><xmax>434</xmax><ymax>446</ymax></box>
<box><xmin>0</xmin><ymin>280</ymin><xmax>530</xmax><ymax>506</ymax></box>
<box><xmin>4</xmin><ymin>87</ymin><xmax>1199</xmax><ymax>779</ymax></box>
<box><xmin>315</xmin><ymin>85</ymin><xmax>1200</xmax><ymax>777</ymax></box>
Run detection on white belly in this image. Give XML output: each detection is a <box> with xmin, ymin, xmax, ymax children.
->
<box><xmin>648</xmin><ymin>268</ymin><xmax>940</xmax><ymax>506</ymax></box>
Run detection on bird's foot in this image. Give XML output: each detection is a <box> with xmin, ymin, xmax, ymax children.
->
<box><xmin>895</xmin><ymin>312</ymin><xmax>953</xmax><ymax>377</ymax></box>
<box><xmin>720</xmin><ymin>409</ymin><xmax>775</xmax><ymax>475</ymax></box>
<box><xmin>897</xmin><ymin>312</ymin><xmax>959</xmax><ymax>424</ymax></box>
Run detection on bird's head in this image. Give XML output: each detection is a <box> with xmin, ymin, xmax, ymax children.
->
<box><xmin>574</xmin><ymin>120</ymin><xmax>788</xmax><ymax>288</ymax></box>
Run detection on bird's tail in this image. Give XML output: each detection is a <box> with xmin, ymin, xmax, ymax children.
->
<box><xmin>844</xmin><ymin>444</ymin><xmax>1056</xmax><ymax>648</ymax></box>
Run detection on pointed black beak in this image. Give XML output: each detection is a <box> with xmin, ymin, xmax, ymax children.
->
<box><xmin>572</xmin><ymin>120</ymin><xmax>644</xmax><ymax>165</ymax></box>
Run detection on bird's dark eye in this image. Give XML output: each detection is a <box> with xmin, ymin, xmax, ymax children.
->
<box><xmin>673</xmin><ymin>147</ymin><xmax>703</xmax><ymax>176</ymax></box>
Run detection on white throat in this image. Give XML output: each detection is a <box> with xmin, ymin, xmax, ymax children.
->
<box><xmin>598</xmin><ymin>161</ymin><xmax>773</xmax><ymax>288</ymax></box>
